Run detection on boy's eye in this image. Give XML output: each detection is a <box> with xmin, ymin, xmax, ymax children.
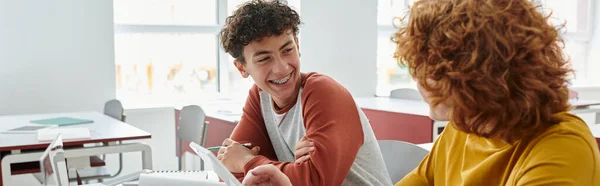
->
<box><xmin>258</xmin><ymin>57</ymin><xmax>270</xmax><ymax>62</ymax></box>
<box><xmin>283</xmin><ymin>48</ymin><xmax>293</xmax><ymax>54</ymax></box>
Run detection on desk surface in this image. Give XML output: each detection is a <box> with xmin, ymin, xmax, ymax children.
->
<box><xmin>590</xmin><ymin>124</ymin><xmax>600</xmax><ymax>138</ymax></box>
<box><xmin>179</xmin><ymin>97</ymin><xmax>429</xmax><ymax>121</ymax></box>
<box><xmin>173</xmin><ymin>96</ymin><xmax>600</xmax><ymax>122</ymax></box>
<box><xmin>355</xmin><ymin>97</ymin><xmax>431</xmax><ymax>116</ymax></box>
<box><xmin>0</xmin><ymin>112</ymin><xmax>151</xmax><ymax>152</ymax></box>
<box><xmin>416</xmin><ymin>143</ymin><xmax>434</xmax><ymax>151</ymax></box>
<box><xmin>571</xmin><ymin>99</ymin><xmax>600</xmax><ymax>108</ymax></box>
<box><xmin>174</xmin><ymin>98</ymin><xmax>245</xmax><ymax>123</ymax></box>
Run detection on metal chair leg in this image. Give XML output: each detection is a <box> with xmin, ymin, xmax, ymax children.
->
<box><xmin>200</xmin><ymin>159</ymin><xmax>204</xmax><ymax>171</ymax></box>
<box><xmin>199</xmin><ymin>121</ymin><xmax>209</xmax><ymax>171</ymax></box>
<box><xmin>178</xmin><ymin>138</ymin><xmax>183</xmax><ymax>170</ymax></box>
<box><xmin>107</xmin><ymin>141</ymin><xmax>124</xmax><ymax>178</ymax></box>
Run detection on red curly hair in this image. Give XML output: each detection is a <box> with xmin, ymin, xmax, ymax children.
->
<box><xmin>393</xmin><ymin>0</ymin><xmax>572</xmax><ymax>142</ymax></box>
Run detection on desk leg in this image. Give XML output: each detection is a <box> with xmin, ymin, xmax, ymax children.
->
<box><xmin>141</xmin><ymin>145</ymin><xmax>152</xmax><ymax>170</ymax></box>
<box><xmin>2</xmin><ymin>151</ymin><xmax>40</xmax><ymax>186</ymax></box>
<box><xmin>1</xmin><ymin>142</ymin><xmax>152</xmax><ymax>186</ymax></box>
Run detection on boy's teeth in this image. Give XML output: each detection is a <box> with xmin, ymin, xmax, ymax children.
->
<box><xmin>271</xmin><ymin>76</ymin><xmax>290</xmax><ymax>84</ymax></box>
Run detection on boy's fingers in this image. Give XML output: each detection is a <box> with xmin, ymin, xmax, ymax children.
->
<box><xmin>294</xmin><ymin>140</ymin><xmax>313</xmax><ymax>150</ymax></box>
<box><xmin>294</xmin><ymin>146</ymin><xmax>314</xmax><ymax>159</ymax></box>
<box><xmin>295</xmin><ymin>155</ymin><xmax>310</xmax><ymax>163</ymax></box>
<box><xmin>251</xmin><ymin>146</ymin><xmax>261</xmax><ymax>155</ymax></box>
<box><xmin>222</xmin><ymin>138</ymin><xmax>233</xmax><ymax>146</ymax></box>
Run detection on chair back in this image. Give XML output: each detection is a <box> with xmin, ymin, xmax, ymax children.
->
<box><xmin>390</xmin><ymin>88</ymin><xmax>423</xmax><ymax>100</ymax></box>
<box><xmin>176</xmin><ymin>105</ymin><xmax>209</xmax><ymax>170</ymax></box>
<box><xmin>378</xmin><ymin>140</ymin><xmax>430</xmax><ymax>183</ymax></box>
<box><xmin>104</xmin><ymin>99</ymin><xmax>124</xmax><ymax>121</ymax></box>
<box><xmin>177</xmin><ymin>105</ymin><xmax>207</xmax><ymax>145</ymax></box>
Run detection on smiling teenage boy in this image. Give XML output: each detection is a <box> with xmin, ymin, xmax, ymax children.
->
<box><xmin>215</xmin><ymin>0</ymin><xmax>392</xmax><ymax>186</ymax></box>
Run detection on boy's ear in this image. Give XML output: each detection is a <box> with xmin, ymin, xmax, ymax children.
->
<box><xmin>234</xmin><ymin>60</ymin><xmax>249</xmax><ymax>78</ymax></box>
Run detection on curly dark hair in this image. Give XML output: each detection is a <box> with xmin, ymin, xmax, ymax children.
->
<box><xmin>393</xmin><ymin>0</ymin><xmax>573</xmax><ymax>143</ymax></box>
<box><xmin>220</xmin><ymin>0</ymin><xmax>301</xmax><ymax>64</ymax></box>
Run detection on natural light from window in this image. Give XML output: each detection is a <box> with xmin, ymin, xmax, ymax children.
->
<box><xmin>113</xmin><ymin>0</ymin><xmax>300</xmax><ymax>108</ymax></box>
<box><xmin>376</xmin><ymin>0</ymin><xmax>594</xmax><ymax>96</ymax></box>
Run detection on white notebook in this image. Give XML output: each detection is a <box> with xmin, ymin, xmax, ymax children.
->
<box><xmin>136</xmin><ymin>143</ymin><xmax>242</xmax><ymax>186</ymax></box>
<box><xmin>138</xmin><ymin>170</ymin><xmax>224</xmax><ymax>186</ymax></box>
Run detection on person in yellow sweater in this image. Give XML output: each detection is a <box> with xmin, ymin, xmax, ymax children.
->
<box><xmin>240</xmin><ymin>0</ymin><xmax>600</xmax><ymax>185</ymax></box>
<box><xmin>392</xmin><ymin>0</ymin><xmax>600</xmax><ymax>185</ymax></box>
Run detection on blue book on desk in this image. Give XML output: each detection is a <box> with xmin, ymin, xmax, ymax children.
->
<box><xmin>30</xmin><ymin>117</ymin><xmax>94</xmax><ymax>126</ymax></box>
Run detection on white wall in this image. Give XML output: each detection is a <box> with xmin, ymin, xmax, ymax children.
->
<box><xmin>0</xmin><ymin>0</ymin><xmax>116</xmax><ymax>115</ymax></box>
<box><xmin>300</xmin><ymin>0</ymin><xmax>378</xmax><ymax>97</ymax></box>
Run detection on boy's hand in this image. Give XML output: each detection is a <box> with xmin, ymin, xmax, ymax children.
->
<box><xmin>217</xmin><ymin>138</ymin><xmax>260</xmax><ymax>173</ymax></box>
<box><xmin>294</xmin><ymin>136</ymin><xmax>313</xmax><ymax>163</ymax></box>
<box><xmin>242</xmin><ymin>164</ymin><xmax>292</xmax><ymax>186</ymax></box>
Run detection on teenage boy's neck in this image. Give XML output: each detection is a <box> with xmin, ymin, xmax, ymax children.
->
<box><xmin>272</xmin><ymin>78</ymin><xmax>302</xmax><ymax>111</ymax></box>
<box><xmin>273</xmin><ymin>92</ymin><xmax>299</xmax><ymax>111</ymax></box>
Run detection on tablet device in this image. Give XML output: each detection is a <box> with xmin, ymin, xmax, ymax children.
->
<box><xmin>39</xmin><ymin>134</ymin><xmax>69</xmax><ymax>186</ymax></box>
<box><xmin>189</xmin><ymin>142</ymin><xmax>242</xmax><ymax>186</ymax></box>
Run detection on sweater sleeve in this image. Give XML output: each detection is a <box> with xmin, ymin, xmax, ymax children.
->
<box><xmin>515</xmin><ymin>134</ymin><xmax>598</xmax><ymax>186</ymax></box>
<box><xmin>242</xmin><ymin>74</ymin><xmax>365</xmax><ymax>186</ymax></box>
<box><xmin>229</xmin><ymin>85</ymin><xmax>278</xmax><ymax>180</ymax></box>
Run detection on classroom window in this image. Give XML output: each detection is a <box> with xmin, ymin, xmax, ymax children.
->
<box><xmin>538</xmin><ymin>0</ymin><xmax>594</xmax><ymax>85</ymax></box>
<box><xmin>376</xmin><ymin>0</ymin><xmax>595</xmax><ymax>96</ymax></box>
<box><xmin>114</xmin><ymin>33</ymin><xmax>218</xmax><ymax>100</ymax></box>
<box><xmin>540</xmin><ymin>0</ymin><xmax>592</xmax><ymax>36</ymax></box>
<box><xmin>376</xmin><ymin>0</ymin><xmax>416</xmax><ymax>96</ymax></box>
<box><xmin>113</xmin><ymin>0</ymin><xmax>300</xmax><ymax>107</ymax></box>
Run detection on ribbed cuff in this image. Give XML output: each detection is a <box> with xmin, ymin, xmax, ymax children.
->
<box><xmin>243</xmin><ymin>155</ymin><xmax>272</xmax><ymax>172</ymax></box>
